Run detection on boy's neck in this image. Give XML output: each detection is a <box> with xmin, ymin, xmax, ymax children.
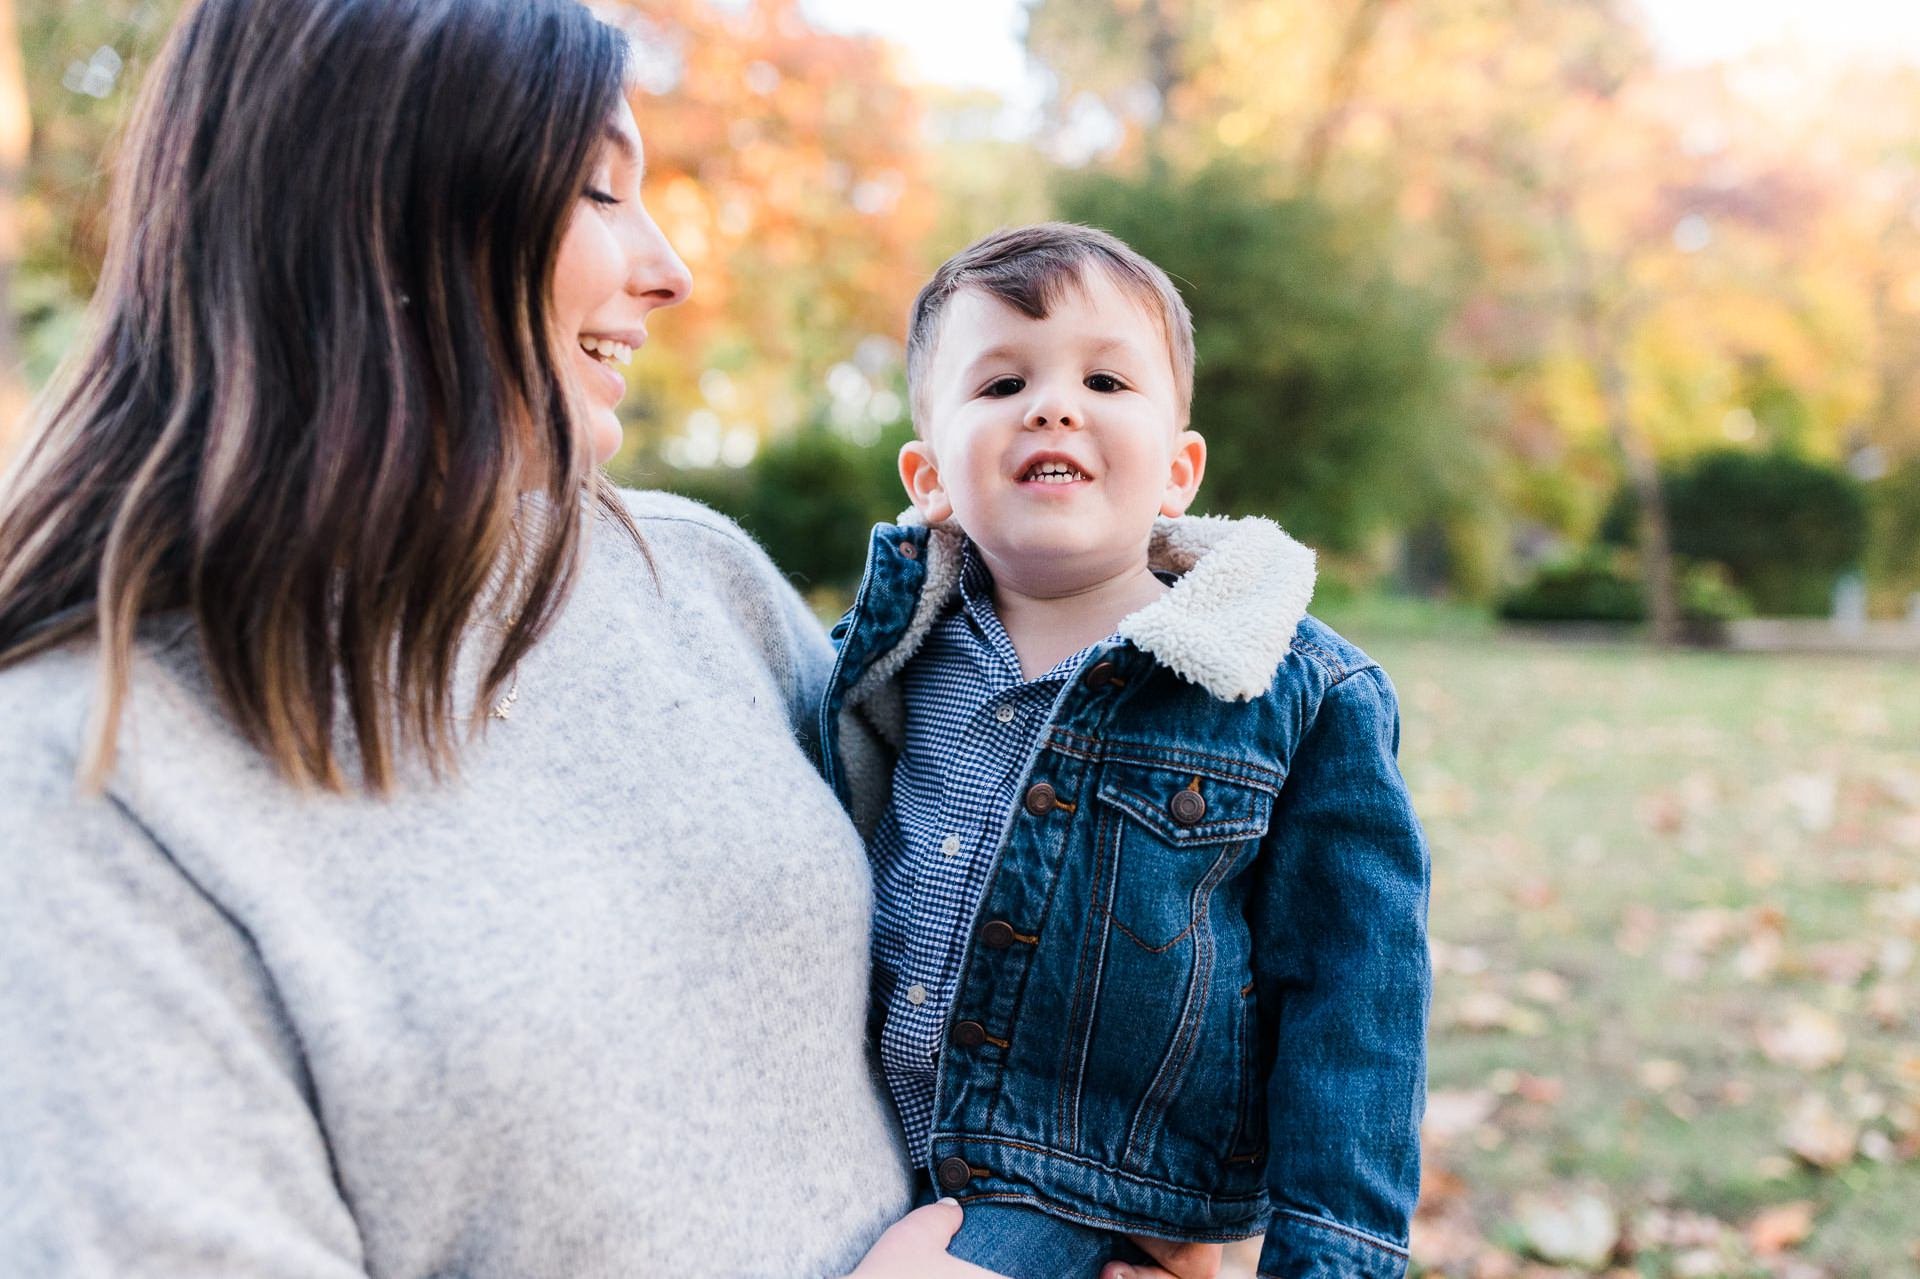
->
<box><xmin>983</xmin><ymin>556</ymin><xmax>1169</xmax><ymax>682</ymax></box>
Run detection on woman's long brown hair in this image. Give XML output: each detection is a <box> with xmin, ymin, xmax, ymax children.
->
<box><xmin>0</xmin><ymin>0</ymin><xmax>645</xmax><ymax>793</ymax></box>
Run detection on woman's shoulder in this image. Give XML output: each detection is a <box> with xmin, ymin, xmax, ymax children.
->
<box><xmin>611</xmin><ymin>487</ymin><xmax>758</xmax><ymax>553</ymax></box>
<box><xmin>599</xmin><ymin>487</ymin><xmax>797</xmax><ymax>607</ymax></box>
<box><xmin>0</xmin><ymin>642</ymin><xmax>93</xmax><ymax>777</ymax></box>
<box><xmin>0</xmin><ymin>619</ymin><xmax>202</xmax><ymax>787</ymax></box>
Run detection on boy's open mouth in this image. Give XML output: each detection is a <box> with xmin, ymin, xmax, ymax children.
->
<box><xmin>1020</xmin><ymin>460</ymin><xmax>1091</xmax><ymax>484</ymax></box>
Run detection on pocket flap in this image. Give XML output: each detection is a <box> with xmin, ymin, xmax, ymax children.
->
<box><xmin>1096</xmin><ymin>760</ymin><xmax>1275</xmax><ymax>845</ymax></box>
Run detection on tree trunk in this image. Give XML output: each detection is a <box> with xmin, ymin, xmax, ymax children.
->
<box><xmin>1554</xmin><ymin>194</ymin><xmax>1679</xmax><ymax>645</ymax></box>
<box><xmin>1139</xmin><ymin>0</ymin><xmax>1184</xmax><ymax>113</ymax></box>
<box><xmin>1590</xmin><ymin>311</ymin><xmax>1680</xmax><ymax>644</ymax></box>
<box><xmin>0</xmin><ymin>0</ymin><xmax>31</xmax><ymax>460</ymax></box>
<box><xmin>1298</xmin><ymin>0</ymin><xmax>1397</xmax><ymax>192</ymax></box>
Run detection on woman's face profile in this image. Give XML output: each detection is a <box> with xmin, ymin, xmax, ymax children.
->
<box><xmin>552</xmin><ymin>100</ymin><xmax>692</xmax><ymax>464</ymax></box>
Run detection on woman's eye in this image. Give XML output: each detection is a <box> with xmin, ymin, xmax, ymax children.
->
<box><xmin>983</xmin><ymin>377</ymin><xmax>1024</xmax><ymax>397</ymax></box>
<box><xmin>1086</xmin><ymin>373</ymin><xmax>1124</xmax><ymax>393</ymax></box>
<box><xmin>585</xmin><ymin>187</ymin><xmax>622</xmax><ymax>207</ymax></box>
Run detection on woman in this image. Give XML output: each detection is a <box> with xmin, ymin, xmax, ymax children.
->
<box><xmin>0</xmin><ymin>1</ymin><xmax>1027</xmax><ymax>1274</ymax></box>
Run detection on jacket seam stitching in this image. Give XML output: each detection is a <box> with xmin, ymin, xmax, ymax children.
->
<box><xmin>931</xmin><ymin>1133</ymin><xmax>1269</xmax><ymax>1202</ymax></box>
<box><xmin>1268</xmin><ymin>1206</ymin><xmax>1410</xmax><ymax>1257</ymax></box>
<box><xmin>955</xmin><ymin>1192</ymin><xmax>1263</xmax><ymax>1243</ymax></box>
<box><xmin>1044</xmin><ymin>730</ymin><xmax>1286</xmax><ymax>790</ymax></box>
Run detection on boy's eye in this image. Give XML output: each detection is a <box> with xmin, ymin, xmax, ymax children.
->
<box><xmin>983</xmin><ymin>376</ymin><xmax>1025</xmax><ymax>397</ymax></box>
<box><xmin>1086</xmin><ymin>373</ymin><xmax>1125</xmax><ymax>393</ymax></box>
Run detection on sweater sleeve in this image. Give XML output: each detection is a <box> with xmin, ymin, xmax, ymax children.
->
<box><xmin>0</xmin><ymin>757</ymin><xmax>368</xmax><ymax>1278</ymax></box>
<box><xmin>1249</xmin><ymin>665</ymin><xmax>1429</xmax><ymax>1279</ymax></box>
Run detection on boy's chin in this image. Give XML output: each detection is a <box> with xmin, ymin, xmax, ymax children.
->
<box><xmin>975</xmin><ymin>529</ymin><xmax>1115</xmax><ymax>574</ymax></box>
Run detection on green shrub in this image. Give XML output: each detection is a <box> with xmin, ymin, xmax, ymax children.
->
<box><xmin>1868</xmin><ymin>458</ymin><xmax>1920</xmax><ymax>602</ymax></box>
<box><xmin>1498</xmin><ymin>551</ymin><xmax>1751</xmax><ymax>629</ymax></box>
<box><xmin>1497</xmin><ymin>551</ymin><xmax>1646</xmax><ymax>624</ymax></box>
<box><xmin>1600</xmin><ymin>449</ymin><xmax>1869</xmax><ymax>616</ymax></box>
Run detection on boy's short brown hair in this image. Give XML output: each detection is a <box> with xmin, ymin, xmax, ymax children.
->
<box><xmin>904</xmin><ymin>222</ymin><xmax>1195</xmax><ymax>431</ymax></box>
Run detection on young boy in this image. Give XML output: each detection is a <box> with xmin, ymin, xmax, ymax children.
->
<box><xmin>817</xmin><ymin>224</ymin><xmax>1429</xmax><ymax>1279</ymax></box>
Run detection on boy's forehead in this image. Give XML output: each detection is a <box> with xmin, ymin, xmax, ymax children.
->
<box><xmin>934</xmin><ymin>270</ymin><xmax>1165</xmax><ymax>367</ymax></box>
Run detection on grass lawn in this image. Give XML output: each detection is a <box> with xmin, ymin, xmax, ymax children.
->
<box><xmin>1317</xmin><ymin>598</ymin><xmax>1920</xmax><ymax>1278</ymax></box>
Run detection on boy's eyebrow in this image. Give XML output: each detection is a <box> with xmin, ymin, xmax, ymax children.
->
<box><xmin>957</xmin><ymin>344</ymin><xmax>1026</xmax><ymax>377</ymax></box>
<box><xmin>958</xmin><ymin>335</ymin><xmax>1146</xmax><ymax>379</ymax></box>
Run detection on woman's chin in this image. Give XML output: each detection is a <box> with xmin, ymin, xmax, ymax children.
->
<box><xmin>588</xmin><ymin>408</ymin><xmax>624</xmax><ymax>466</ymax></box>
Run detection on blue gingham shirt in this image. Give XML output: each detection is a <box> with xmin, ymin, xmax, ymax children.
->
<box><xmin>870</xmin><ymin>542</ymin><xmax>1107</xmax><ymax>1159</ymax></box>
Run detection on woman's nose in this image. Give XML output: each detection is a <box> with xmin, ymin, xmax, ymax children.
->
<box><xmin>629</xmin><ymin>210</ymin><xmax>693</xmax><ymax>310</ymax></box>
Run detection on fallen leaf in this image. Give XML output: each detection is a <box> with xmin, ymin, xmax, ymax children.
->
<box><xmin>1424</xmin><ymin>1089</ymin><xmax>1501</xmax><ymax>1143</ymax></box>
<box><xmin>1671</xmin><ymin>1247</ymin><xmax>1724</xmax><ymax>1277</ymax></box>
<box><xmin>1517</xmin><ymin>969</ymin><xmax>1571</xmax><ymax>1005</ymax></box>
<box><xmin>1734</xmin><ymin>931</ymin><xmax>1783</xmax><ymax>981</ymax></box>
<box><xmin>1801</xmin><ymin>941</ymin><xmax>1873</xmax><ymax>987</ymax></box>
<box><xmin>1639</xmin><ymin>1058</ymin><xmax>1687</xmax><ymax>1091</ymax></box>
<box><xmin>1514</xmin><ymin>1191</ymin><xmax>1619</xmax><ymax>1268</ymax></box>
<box><xmin>1746</xmin><ymin>1200</ymin><xmax>1816</xmax><ymax>1254</ymax></box>
<box><xmin>1757</xmin><ymin>1005</ymin><xmax>1847</xmax><ymax>1071</ymax></box>
<box><xmin>1514</xmin><ymin>1072</ymin><xmax>1565</xmax><ymax>1105</ymax></box>
<box><xmin>1453</xmin><ymin>991</ymin><xmax>1547</xmax><ymax>1035</ymax></box>
<box><xmin>1780</xmin><ymin>772</ymin><xmax>1838</xmax><ymax>832</ymax></box>
<box><xmin>1780</xmin><ymin>1094</ymin><xmax>1858</xmax><ymax>1169</ymax></box>
<box><xmin>1632</xmin><ymin>1206</ymin><xmax>1733</xmax><ymax>1250</ymax></box>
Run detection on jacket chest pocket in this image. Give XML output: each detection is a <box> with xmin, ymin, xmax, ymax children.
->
<box><xmin>1094</xmin><ymin>760</ymin><xmax>1275</xmax><ymax>952</ymax></box>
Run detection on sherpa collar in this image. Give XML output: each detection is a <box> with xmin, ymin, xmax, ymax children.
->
<box><xmin>854</xmin><ymin>510</ymin><xmax>1317</xmax><ymax>704</ymax></box>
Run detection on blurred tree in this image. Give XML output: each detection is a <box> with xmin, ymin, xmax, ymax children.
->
<box><xmin>8</xmin><ymin>0</ymin><xmax>177</xmax><ymax>414</ymax></box>
<box><xmin>1055</xmin><ymin>160</ymin><xmax>1477</xmax><ymax>557</ymax></box>
<box><xmin>1023</xmin><ymin>0</ymin><xmax>1908</xmax><ymax>633</ymax></box>
<box><xmin>598</xmin><ymin>0</ymin><xmax>937</xmax><ymax>474</ymax></box>
<box><xmin>0</xmin><ymin>0</ymin><xmax>28</xmax><ymax>453</ymax></box>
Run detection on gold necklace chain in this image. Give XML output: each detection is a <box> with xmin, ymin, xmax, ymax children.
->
<box><xmin>488</xmin><ymin>674</ymin><xmax>520</xmax><ymax>720</ymax></box>
<box><xmin>487</xmin><ymin>611</ymin><xmax>522</xmax><ymax>720</ymax></box>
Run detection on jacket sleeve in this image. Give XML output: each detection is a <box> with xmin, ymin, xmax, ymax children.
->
<box><xmin>0</xmin><ymin>762</ymin><xmax>368</xmax><ymax>1278</ymax></box>
<box><xmin>1250</xmin><ymin>664</ymin><xmax>1429</xmax><ymax>1279</ymax></box>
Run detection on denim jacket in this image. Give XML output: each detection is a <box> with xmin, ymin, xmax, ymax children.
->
<box><xmin>819</xmin><ymin>513</ymin><xmax>1430</xmax><ymax>1279</ymax></box>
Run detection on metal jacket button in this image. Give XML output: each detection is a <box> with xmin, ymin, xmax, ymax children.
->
<box><xmin>1082</xmin><ymin>660</ymin><xmax>1117</xmax><ymax>689</ymax></box>
<box><xmin>936</xmin><ymin>1156</ymin><xmax>974</xmax><ymax>1191</ymax></box>
<box><xmin>952</xmin><ymin>1020</ymin><xmax>987</xmax><ymax>1049</ymax></box>
<box><xmin>980</xmin><ymin>920</ymin><xmax>1016</xmax><ymax>949</ymax></box>
<box><xmin>1023</xmin><ymin>782</ymin><xmax>1056</xmax><ymax>815</ymax></box>
<box><xmin>1169</xmin><ymin>788</ymin><xmax>1207</xmax><ymax>825</ymax></box>
<box><xmin>896</xmin><ymin>540</ymin><xmax>918</xmax><ymax>559</ymax></box>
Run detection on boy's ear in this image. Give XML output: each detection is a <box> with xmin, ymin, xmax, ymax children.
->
<box><xmin>898</xmin><ymin>438</ymin><xmax>954</xmax><ymax>525</ymax></box>
<box><xmin>1160</xmin><ymin>429</ymin><xmax>1207</xmax><ymax>518</ymax></box>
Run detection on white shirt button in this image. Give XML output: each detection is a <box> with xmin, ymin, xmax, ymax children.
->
<box><xmin>994</xmin><ymin>704</ymin><xmax>1017</xmax><ymax>724</ymax></box>
<box><xmin>906</xmin><ymin>984</ymin><xmax>928</xmax><ymax>1006</ymax></box>
<box><xmin>940</xmin><ymin>833</ymin><xmax>962</xmax><ymax>856</ymax></box>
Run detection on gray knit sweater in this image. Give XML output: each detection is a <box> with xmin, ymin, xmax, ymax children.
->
<box><xmin>0</xmin><ymin>491</ymin><xmax>912</xmax><ymax>1278</ymax></box>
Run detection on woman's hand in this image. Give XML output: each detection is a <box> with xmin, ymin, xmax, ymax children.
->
<box><xmin>1101</xmin><ymin>1236</ymin><xmax>1227</xmax><ymax>1279</ymax></box>
<box><xmin>846</xmin><ymin>1200</ymin><xmax>1009</xmax><ymax>1277</ymax></box>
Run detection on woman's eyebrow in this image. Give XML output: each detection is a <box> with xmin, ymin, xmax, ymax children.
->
<box><xmin>602</xmin><ymin>123</ymin><xmax>643</xmax><ymax>177</ymax></box>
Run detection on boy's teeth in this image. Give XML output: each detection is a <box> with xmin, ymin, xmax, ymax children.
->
<box><xmin>1025</xmin><ymin>462</ymin><xmax>1087</xmax><ymax>482</ymax></box>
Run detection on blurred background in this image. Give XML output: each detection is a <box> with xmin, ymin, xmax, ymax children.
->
<box><xmin>2</xmin><ymin>1</ymin><xmax>1917</xmax><ymax>1275</ymax></box>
